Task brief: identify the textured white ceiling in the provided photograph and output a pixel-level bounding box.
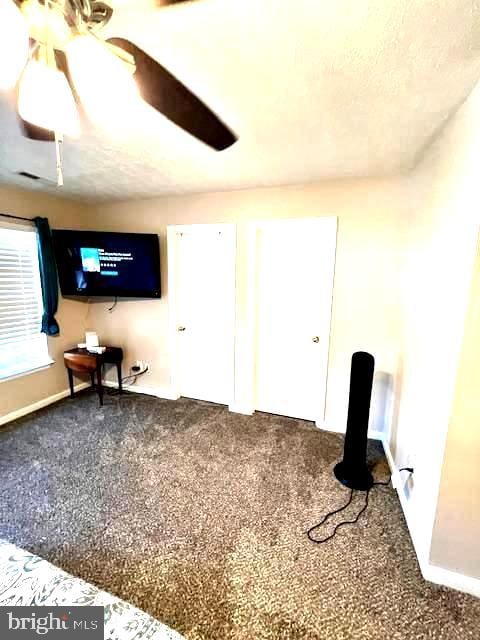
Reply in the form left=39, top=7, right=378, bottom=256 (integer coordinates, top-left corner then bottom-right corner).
left=0, top=0, right=479, bottom=201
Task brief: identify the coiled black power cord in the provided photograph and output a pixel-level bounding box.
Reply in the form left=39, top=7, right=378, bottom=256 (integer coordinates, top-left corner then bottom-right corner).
left=306, top=467, right=414, bottom=544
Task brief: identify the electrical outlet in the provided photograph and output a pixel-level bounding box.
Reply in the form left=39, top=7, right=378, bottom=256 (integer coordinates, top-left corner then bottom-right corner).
left=405, top=452, right=416, bottom=469
left=133, top=360, right=149, bottom=372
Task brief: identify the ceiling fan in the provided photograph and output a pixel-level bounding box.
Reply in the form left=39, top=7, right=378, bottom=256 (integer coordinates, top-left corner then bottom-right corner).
left=0, top=0, right=237, bottom=184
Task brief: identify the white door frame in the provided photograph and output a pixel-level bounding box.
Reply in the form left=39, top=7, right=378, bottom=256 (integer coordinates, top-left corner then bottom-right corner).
left=167, top=223, right=237, bottom=404
left=244, top=217, right=337, bottom=423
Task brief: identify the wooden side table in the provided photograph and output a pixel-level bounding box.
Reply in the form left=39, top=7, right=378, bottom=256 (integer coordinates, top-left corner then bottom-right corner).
left=64, top=347, right=123, bottom=406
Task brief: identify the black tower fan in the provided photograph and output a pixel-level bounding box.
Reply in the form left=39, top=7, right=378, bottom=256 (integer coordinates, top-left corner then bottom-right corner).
left=334, top=351, right=375, bottom=491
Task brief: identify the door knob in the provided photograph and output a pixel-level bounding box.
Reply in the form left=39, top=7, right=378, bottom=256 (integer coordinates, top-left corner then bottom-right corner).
left=178, top=326, right=186, bottom=332
left=312, top=336, right=320, bottom=343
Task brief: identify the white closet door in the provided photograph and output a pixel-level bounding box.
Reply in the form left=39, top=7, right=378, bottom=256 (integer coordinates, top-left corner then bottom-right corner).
left=171, top=225, right=236, bottom=405
left=254, top=218, right=337, bottom=421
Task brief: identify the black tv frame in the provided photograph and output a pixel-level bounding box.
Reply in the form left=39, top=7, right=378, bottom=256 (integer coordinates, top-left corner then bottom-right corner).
left=52, top=229, right=161, bottom=299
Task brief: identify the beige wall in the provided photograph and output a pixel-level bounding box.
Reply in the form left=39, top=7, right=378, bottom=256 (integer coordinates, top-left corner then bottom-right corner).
left=81, top=178, right=409, bottom=432
left=0, top=186, right=90, bottom=418
left=430, top=238, right=480, bottom=578
left=391, top=82, right=480, bottom=570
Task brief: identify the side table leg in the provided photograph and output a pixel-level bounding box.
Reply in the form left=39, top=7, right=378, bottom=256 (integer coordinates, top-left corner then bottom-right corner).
left=68, top=368, right=74, bottom=398
left=117, top=363, right=123, bottom=394
left=96, top=363, right=104, bottom=407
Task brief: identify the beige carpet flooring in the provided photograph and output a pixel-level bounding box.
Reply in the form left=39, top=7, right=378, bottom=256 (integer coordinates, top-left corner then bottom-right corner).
left=0, top=390, right=478, bottom=639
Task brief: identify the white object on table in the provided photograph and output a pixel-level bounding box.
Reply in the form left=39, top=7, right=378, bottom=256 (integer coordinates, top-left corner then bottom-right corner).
left=85, top=331, right=99, bottom=349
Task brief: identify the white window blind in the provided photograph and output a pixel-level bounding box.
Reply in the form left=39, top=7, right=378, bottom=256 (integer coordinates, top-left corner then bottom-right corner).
left=0, top=226, right=52, bottom=381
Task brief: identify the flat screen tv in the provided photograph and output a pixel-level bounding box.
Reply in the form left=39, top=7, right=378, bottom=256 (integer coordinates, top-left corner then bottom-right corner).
left=52, top=230, right=161, bottom=298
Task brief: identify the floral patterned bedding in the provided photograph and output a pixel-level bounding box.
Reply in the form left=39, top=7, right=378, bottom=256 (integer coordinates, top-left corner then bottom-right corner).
left=0, top=539, right=184, bottom=640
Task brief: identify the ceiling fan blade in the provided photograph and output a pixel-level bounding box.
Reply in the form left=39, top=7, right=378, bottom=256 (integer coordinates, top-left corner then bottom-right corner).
left=55, top=49, right=83, bottom=107
left=108, top=37, right=237, bottom=151
left=17, top=117, right=55, bottom=141
left=107, top=0, right=194, bottom=7
left=156, top=0, right=197, bottom=4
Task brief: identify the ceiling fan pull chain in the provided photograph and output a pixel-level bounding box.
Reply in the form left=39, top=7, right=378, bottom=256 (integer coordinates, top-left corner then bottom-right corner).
left=54, top=132, right=64, bottom=187
left=44, top=0, right=64, bottom=186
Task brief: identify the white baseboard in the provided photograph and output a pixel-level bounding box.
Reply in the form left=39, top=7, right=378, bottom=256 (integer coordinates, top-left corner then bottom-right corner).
left=381, top=434, right=480, bottom=599
left=0, top=381, right=179, bottom=428
left=102, top=380, right=179, bottom=401
left=382, top=434, right=428, bottom=572
left=0, top=382, right=90, bottom=427
left=381, top=435, right=403, bottom=491
left=423, top=564, right=480, bottom=599
left=381, top=435, right=421, bottom=556
left=229, top=403, right=254, bottom=416
left=316, top=420, right=383, bottom=442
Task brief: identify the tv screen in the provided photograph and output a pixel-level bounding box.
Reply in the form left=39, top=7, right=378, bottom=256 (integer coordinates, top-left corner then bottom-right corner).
left=52, top=230, right=161, bottom=298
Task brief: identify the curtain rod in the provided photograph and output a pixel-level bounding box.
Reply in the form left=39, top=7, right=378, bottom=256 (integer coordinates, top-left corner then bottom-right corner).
left=0, top=213, right=34, bottom=222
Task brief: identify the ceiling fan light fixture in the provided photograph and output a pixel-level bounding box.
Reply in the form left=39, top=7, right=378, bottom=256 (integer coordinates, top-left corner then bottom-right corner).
left=66, top=35, right=141, bottom=130
left=18, top=58, right=80, bottom=137
left=21, top=0, right=70, bottom=49
left=0, top=0, right=29, bottom=89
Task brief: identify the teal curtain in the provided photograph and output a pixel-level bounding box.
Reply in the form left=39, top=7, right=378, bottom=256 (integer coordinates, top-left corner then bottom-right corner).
left=33, top=217, right=60, bottom=336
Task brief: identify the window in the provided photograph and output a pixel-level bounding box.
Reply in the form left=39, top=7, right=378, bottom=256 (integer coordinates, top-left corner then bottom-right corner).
left=0, top=226, right=52, bottom=381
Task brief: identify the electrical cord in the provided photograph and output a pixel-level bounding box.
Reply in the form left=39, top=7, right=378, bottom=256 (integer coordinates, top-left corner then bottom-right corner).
left=306, top=488, right=357, bottom=544
left=104, top=366, right=149, bottom=396
left=108, top=297, right=118, bottom=313
left=121, top=365, right=149, bottom=386
left=306, top=467, right=414, bottom=545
